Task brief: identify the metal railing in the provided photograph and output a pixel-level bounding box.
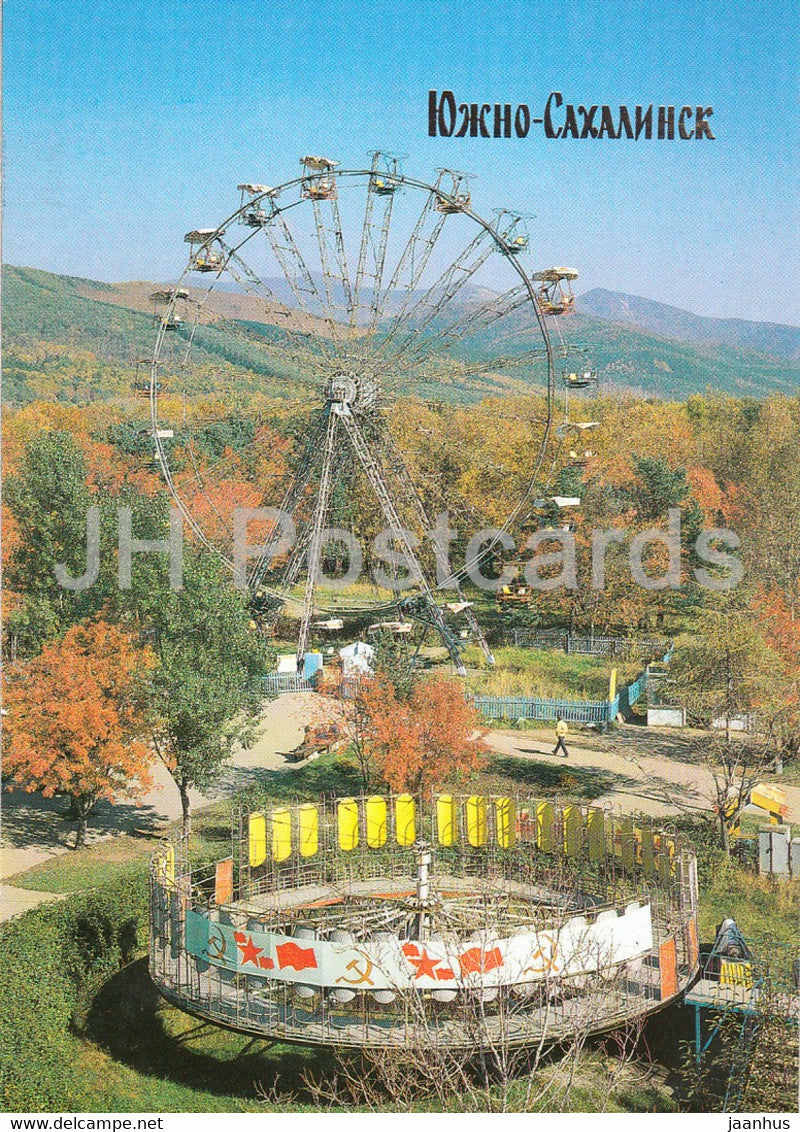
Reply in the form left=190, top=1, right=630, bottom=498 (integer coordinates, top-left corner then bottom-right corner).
left=504, top=629, right=670, bottom=657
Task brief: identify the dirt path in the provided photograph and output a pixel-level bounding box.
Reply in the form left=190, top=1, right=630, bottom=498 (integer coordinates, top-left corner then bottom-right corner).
left=0, top=694, right=321, bottom=919
left=3, top=698, right=797, bottom=922
left=487, top=726, right=800, bottom=824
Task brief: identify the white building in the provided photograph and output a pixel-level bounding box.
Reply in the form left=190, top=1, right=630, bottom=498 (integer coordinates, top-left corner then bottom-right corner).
left=339, top=641, right=375, bottom=676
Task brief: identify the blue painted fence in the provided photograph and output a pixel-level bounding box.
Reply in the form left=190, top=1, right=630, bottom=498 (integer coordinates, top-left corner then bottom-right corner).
left=471, top=695, right=614, bottom=724
left=472, top=650, right=673, bottom=724
left=256, top=652, right=674, bottom=726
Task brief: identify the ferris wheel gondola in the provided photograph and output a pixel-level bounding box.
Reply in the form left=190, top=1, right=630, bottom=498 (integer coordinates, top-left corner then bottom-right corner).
left=531, top=267, right=578, bottom=315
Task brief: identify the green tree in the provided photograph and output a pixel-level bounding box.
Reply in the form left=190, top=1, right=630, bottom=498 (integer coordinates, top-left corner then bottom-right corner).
left=3, top=431, right=97, bottom=655
left=623, top=455, right=690, bottom=521
left=119, top=542, right=273, bottom=833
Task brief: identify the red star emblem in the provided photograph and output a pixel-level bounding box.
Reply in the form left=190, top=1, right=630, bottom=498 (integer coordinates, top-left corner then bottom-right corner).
left=234, top=933, right=264, bottom=966
left=401, top=941, right=441, bottom=980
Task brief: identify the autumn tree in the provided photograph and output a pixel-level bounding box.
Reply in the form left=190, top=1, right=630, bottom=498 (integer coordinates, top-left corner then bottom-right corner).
left=2, top=620, right=154, bottom=847
left=751, top=586, right=800, bottom=761
left=341, top=673, right=488, bottom=794
left=668, top=605, right=789, bottom=850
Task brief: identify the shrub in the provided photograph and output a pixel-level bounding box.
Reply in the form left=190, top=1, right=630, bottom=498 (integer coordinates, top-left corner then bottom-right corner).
left=0, top=872, right=148, bottom=1110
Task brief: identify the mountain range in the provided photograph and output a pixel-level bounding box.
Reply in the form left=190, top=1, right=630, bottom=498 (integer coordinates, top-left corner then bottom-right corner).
left=3, top=264, right=798, bottom=406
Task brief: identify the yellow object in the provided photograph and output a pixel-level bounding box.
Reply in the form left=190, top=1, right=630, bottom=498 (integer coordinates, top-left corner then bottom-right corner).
left=466, top=795, right=488, bottom=848
left=720, top=959, right=753, bottom=988
left=750, top=783, right=788, bottom=822
left=437, top=794, right=458, bottom=846
left=395, top=794, right=416, bottom=846
left=495, top=797, right=515, bottom=849
left=587, top=808, right=605, bottom=860
left=563, top=805, right=581, bottom=856
left=366, top=796, right=388, bottom=849
left=536, top=801, right=556, bottom=852
left=155, top=843, right=175, bottom=884
left=556, top=719, right=569, bottom=738
left=609, top=667, right=618, bottom=701
left=621, top=833, right=637, bottom=873
left=299, top=804, right=318, bottom=858
left=248, top=812, right=267, bottom=867
left=656, top=847, right=672, bottom=882
left=271, top=807, right=292, bottom=862
left=338, top=798, right=359, bottom=851
left=641, top=828, right=656, bottom=877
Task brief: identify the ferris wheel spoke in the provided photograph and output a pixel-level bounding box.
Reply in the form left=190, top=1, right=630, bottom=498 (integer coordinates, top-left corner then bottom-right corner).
left=329, top=194, right=356, bottom=330
left=337, top=412, right=467, bottom=672
left=394, top=283, right=530, bottom=370
left=365, top=191, right=447, bottom=360
left=220, top=244, right=332, bottom=371
left=264, top=211, right=339, bottom=362
left=372, top=421, right=494, bottom=663
left=379, top=229, right=496, bottom=369
left=353, top=160, right=397, bottom=337
left=248, top=413, right=329, bottom=591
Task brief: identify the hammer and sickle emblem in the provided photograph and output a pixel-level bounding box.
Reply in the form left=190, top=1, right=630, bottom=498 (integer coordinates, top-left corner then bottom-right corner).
left=335, top=952, right=375, bottom=986
left=522, top=935, right=559, bottom=976
left=206, top=925, right=227, bottom=962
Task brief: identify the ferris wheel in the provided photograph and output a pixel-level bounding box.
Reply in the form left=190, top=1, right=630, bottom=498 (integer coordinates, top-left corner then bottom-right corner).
left=149, top=152, right=583, bottom=671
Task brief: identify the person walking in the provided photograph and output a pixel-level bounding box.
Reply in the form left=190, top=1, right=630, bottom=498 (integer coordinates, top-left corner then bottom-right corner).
left=553, top=717, right=570, bottom=758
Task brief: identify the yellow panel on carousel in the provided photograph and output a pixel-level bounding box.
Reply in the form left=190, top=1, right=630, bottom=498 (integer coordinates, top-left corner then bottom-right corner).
left=621, top=833, right=637, bottom=873
left=271, top=807, right=292, bottom=862
left=366, top=796, right=388, bottom=849
left=395, top=794, right=416, bottom=846
left=495, top=797, right=516, bottom=849
left=656, top=848, right=672, bottom=882
left=299, top=804, right=319, bottom=858
left=587, top=808, right=605, bottom=860
left=437, top=794, right=458, bottom=846
left=248, top=812, right=267, bottom=867
left=641, top=828, right=656, bottom=877
left=154, top=843, right=175, bottom=884
left=466, top=795, right=488, bottom=847
left=563, top=805, right=582, bottom=857
left=338, top=798, right=359, bottom=851
left=536, top=801, right=556, bottom=852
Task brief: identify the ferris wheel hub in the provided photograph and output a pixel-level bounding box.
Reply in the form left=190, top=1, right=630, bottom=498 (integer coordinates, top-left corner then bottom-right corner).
left=324, top=370, right=378, bottom=414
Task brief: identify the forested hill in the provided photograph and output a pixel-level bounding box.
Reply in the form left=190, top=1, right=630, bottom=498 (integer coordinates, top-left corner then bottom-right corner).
left=3, top=264, right=798, bottom=405
left=578, top=289, right=800, bottom=360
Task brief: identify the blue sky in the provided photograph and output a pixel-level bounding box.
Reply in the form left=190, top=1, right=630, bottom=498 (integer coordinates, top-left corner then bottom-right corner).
left=4, top=0, right=798, bottom=323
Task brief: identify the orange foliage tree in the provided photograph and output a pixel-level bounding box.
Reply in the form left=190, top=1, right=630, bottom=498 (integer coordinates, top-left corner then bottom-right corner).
left=2, top=620, right=155, bottom=847
left=330, top=673, right=488, bottom=794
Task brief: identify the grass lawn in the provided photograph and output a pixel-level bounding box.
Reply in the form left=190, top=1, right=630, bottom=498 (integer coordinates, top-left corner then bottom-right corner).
left=463, top=646, right=640, bottom=700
